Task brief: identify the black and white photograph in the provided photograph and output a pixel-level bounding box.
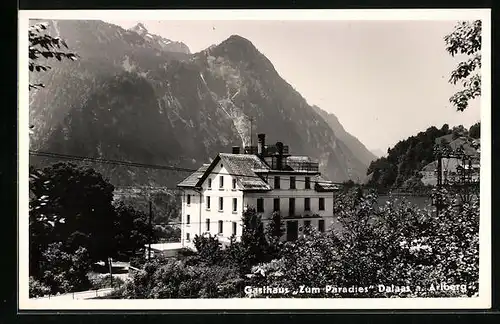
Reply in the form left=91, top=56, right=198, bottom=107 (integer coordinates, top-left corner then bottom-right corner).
left=18, top=9, right=491, bottom=310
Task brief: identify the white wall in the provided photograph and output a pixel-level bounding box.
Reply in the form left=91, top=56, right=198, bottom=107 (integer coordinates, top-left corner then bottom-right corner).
left=199, top=163, right=244, bottom=240
left=181, top=188, right=201, bottom=247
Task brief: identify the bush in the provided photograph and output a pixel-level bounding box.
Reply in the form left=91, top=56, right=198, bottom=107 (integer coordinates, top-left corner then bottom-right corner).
left=37, top=243, right=92, bottom=295
left=122, top=258, right=242, bottom=298
left=130, top=254, right=147, bottom=269
left=29, top=276, right=51, bottom=298
left=88, top=273, right=126, bottom=290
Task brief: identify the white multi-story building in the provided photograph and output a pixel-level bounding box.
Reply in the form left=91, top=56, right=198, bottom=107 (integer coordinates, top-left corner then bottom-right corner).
left=177, top=134, right=341, bottom=249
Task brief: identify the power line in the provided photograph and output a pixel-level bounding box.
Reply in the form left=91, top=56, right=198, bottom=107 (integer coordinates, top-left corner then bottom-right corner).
left=29, top=150, right=194, bottom=173
left=29, top=150, right=345, bottom=186
left=30, top=150, right=451, bottom=195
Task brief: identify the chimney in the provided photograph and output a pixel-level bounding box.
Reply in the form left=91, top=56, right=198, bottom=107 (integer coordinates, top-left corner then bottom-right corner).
left=276, top=141, right=284, bottom=170
left=232, top=146, right=240, bottom=154
left=257, top=133, right=266, bottom=156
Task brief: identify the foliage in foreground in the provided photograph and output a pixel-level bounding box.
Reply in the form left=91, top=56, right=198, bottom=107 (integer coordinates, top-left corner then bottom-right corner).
left=249, top=188, right=479, bottom=298
left=118, top=189, right=478, bottom=299
left=119, top=257, right=245, bottom=299
left=444, top=20, right=482, bottom=112
left=29, top=163, right=151, bottom=296
left=29, top=22, right=78, bottom=91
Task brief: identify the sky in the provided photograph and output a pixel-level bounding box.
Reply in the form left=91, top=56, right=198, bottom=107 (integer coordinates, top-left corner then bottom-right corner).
left=107, top=19, right=481, bottom=153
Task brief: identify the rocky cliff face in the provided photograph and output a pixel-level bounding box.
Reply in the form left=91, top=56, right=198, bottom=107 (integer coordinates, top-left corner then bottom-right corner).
left=29, top=20, right=372, bottom=186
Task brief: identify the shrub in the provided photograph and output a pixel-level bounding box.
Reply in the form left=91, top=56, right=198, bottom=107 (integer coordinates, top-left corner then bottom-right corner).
left=88, top=273, right=126, bottom=290
left=29, top=276, right=51, bottom=298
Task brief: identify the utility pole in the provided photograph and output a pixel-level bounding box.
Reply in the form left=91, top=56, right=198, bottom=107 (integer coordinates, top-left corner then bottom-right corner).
left=436, top=154, right=442, bottom=187
left=108, top=257, right=113, bottom=287
left=148, top=200, right=152, bottom=260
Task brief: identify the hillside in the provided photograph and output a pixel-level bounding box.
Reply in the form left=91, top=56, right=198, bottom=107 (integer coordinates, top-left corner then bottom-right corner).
left=29, top=20, right=373, bottom=187
left=366, top=123, right=480, bottom=189
left=312, top=105, right=377, bottom=169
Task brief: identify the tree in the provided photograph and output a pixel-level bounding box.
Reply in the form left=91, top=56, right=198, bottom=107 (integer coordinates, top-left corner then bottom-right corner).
left=469, top=122, right=481, bottom=139
left=239, top=207, right=270, bottom=271
left=29, top=22, right=78, bottom=91
left=36, top=242, right=92, bottom=295
left=266, top=211, right=285, bottom=259
left=452, top=125, right=468, bottom=139
left=444, top=20, right=481, bottom=111
left=29, top=162, right=117, bottom=273
left=113, top=203, right=150, bottom=260
left=193, top=233, right=224, bottom=265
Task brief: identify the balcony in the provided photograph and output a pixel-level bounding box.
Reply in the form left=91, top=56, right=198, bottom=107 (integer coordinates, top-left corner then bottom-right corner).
left=286, top=161, right=320, bottom=172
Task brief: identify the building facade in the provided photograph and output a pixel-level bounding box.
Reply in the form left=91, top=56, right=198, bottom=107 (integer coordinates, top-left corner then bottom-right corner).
left=177, top=134, right=340, bottom=249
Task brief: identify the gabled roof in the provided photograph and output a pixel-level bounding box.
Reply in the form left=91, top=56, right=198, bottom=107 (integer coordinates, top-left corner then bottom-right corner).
left=218, top=153, right=271, bottom=191
left=177, top=164, right=210, bottom=188
left=178, top=154, right=272, bottom=191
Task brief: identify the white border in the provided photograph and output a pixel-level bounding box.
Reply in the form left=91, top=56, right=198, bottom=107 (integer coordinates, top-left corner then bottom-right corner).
left=18, top=9, right=492, bottom=310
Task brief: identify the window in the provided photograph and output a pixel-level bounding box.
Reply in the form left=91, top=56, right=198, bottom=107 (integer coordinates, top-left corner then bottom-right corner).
left=206, top=218, right=210, bottom=231
left=219, top=197, right=224, bottom=211
left=206, top=196, right=211, bottom=209
left=186, top=233, right=190, bottom=241
left=274, top=176, right=280, bottom=189
left=305, top=177, right=311, bottom=189
left=187, top=194, right=191, bottom=205
left=208, top=178, right=212, bottom=189
left=219, top=176, right=224, bottom=188
left=232, top=178, right=237, bottom=189
left=218, top=220, right=223, bottom=234
left=289, top=198, right=295, bottom=216
left=304, top=198, right=310, bottom=211
left=233, top=198, right=237, bottom=212
left=304, top=220, right=311, bottom=229
left=186, top=214, right=190, bottom=224
left=257, top=198, right=264, bottom=213
left=273, top=198, right=280, bottom=212
left=319, top=197, right=325, bottom=211
left=318, top=219, right=325, bottom=232
left=290, top=176, right=296, bottom=189
left=232, top=222, right=237, bottom=236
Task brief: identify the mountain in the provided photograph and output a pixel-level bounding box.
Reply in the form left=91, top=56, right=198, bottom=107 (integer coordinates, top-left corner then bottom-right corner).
left=370, top=149, right=386, bottom=158
left=128, top=23, right=191, bottom=55
left=29, top=20, right=372, bottom=187
left=312, top=105, right=377, bottom=168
